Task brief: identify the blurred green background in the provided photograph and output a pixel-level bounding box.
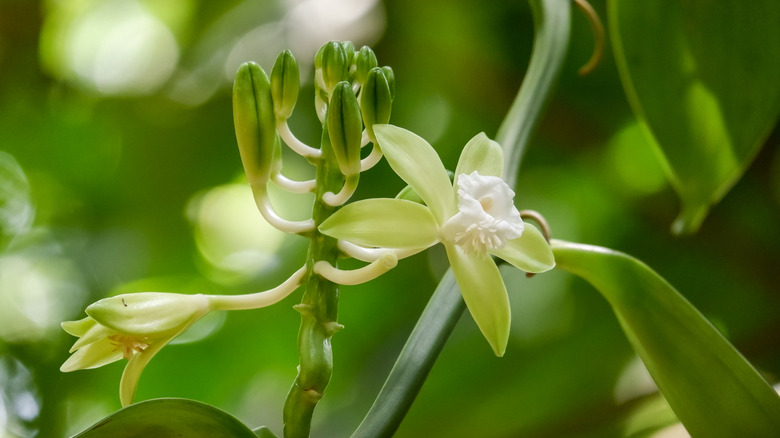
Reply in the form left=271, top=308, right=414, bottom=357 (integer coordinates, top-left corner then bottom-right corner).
left=1, top=0, right=778, bottom=437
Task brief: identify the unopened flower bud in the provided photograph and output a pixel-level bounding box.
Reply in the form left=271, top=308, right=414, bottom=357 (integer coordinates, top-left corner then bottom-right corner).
left=381, top=66, right=395, bottom=99
left=233, top=62, right=277, bottom=187
left=328, top=81, right=363, bottom=176
left=354, top=46, right=378, bottom=84
left=320, top=41, right=349, bottom=93
left=86, top=293, right=210, bottom=338
left=271, top=50, right=299, bottom=120
left=360, top=67, right=393, bottom=138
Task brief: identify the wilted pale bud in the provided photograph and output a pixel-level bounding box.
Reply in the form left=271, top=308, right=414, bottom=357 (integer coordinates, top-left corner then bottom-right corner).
left=87, top=292, right=210, bottom=338
left=233, top=62, right=277, bottom=187
left=271, top=50, right=299, bottom=120
left=381, top=66, right=395, bottom=99
left=328, top=81, right=363, bottom=176
left=354, top=46, right=378, bottom=85
left=360, top=67, right=393, bottom=138
left=320, top=41, right=349, bottom=93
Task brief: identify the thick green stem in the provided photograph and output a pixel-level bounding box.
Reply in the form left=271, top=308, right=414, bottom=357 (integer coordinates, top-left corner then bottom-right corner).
left=496, top=0, right=571, bottom=188
left=283, top=122, right=343, bottom=438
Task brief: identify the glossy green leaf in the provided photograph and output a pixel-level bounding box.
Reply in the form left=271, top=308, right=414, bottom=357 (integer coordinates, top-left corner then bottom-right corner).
left=609, top=0, right=780, bottom=234
left=72, top=398, right=257, bottom=438
left=319, top=198, right=439, bottom=249
left=552, top=240, right=780, bottom=437
left=253, top=426, right=279, bottom=438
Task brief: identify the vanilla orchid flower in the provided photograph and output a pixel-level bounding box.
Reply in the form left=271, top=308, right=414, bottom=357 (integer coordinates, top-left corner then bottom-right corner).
left=319, top=125, right=554, bottom=356
left=61, top=267, right=306, bottom=406
left=61, top=293, right=211, bottom=406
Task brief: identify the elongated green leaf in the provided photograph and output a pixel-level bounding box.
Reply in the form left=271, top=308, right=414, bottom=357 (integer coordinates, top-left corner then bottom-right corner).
left=72, top=398, right=258, bottom=438
left=551, top=240, right=780, bottom=437
left=319, top=198, right=439, bottom=249
left=609, top=0, right=780, bottom=234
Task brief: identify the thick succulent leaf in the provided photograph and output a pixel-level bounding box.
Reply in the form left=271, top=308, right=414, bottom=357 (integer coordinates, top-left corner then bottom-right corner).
left=609, top=0, right=780, bottom=234
left=319, top=198, right=439, bottom=249
left=552, top=240, right=780, bottom=437
left=445, top=243, right=510, bottom=357
left=490, top=223, right=554, bottom=273
left=453, top=132, right=504, bottom=187
left=71, top=398, right=257, bottom=438
left=373, top=125, right=455, bottom=223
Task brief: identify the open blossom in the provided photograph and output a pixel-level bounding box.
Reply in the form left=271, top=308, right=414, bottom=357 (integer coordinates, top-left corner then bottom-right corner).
left=61, top=292, right=211, bottom=406
left=319, top=124, right=554, bottom=356
left=441, top=171, right=525, bottom=253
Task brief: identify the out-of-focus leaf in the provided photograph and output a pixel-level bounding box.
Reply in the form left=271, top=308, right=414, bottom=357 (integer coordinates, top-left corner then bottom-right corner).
left=608, top=0, right=780, bottom=234
left=253, top=426, right=279, bottom=438
left=552, top=240, right=780, bottom=437
left=72, top=398, right=257, bottom=438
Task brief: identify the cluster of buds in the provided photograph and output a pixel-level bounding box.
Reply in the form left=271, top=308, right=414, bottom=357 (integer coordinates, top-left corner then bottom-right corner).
left=233, top=41, right=395, bottom=236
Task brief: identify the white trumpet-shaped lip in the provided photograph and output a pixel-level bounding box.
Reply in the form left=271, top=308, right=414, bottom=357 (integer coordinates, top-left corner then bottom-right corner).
left=440, top=171, right=524, bottom=253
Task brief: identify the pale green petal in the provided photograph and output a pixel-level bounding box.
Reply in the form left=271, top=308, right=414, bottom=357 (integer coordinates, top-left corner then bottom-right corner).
left=445, top=243, right=510, bottom=357
left=70, top=322, right=116, bottom=352
left=119, top=337, right=171, bottom=406
left=87, top=293, right=210, bottom=338
left=490, top=223, right=555, bottom=273
left=61, top=337, right=124, bottom=372
left=454, top=132, right=504, bottom=187
left=62, top=316, right=96, bottom=337
left=320, top=198, right=439, bottom=249
left=373, top=125, right=455, bottom=223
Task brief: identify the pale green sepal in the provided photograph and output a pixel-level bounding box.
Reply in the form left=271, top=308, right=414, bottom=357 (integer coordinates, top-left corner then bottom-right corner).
left=270, top=50, right=299, bottom=120
left=86, top=293, right=210, bottom=338
left=328, top=81, right=363, bottom=176
left=319, top=199, right=439, bottom=249
left=395, top=185, right=423, bottom=204
left=61, top=338, right=124, bottom=371
left=62, top=316, right=96, bottom=337
left=552, top=239, right=780, bottom=437
left=233, top=62, right=276, bottom=186
left=69, top=322, right=114, bottom=352
left=445, top=244, right=510, bottom=357
left=490, top=223, right=554, bottom=273
left=119, top=339, right=169, bottom=406
left=373, top=125, right=455, bottom=224
left=454, top=132, right=504, bottom=187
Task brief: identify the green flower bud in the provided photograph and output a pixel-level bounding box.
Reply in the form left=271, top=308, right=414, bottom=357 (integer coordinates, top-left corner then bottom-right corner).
left=321, top=41, right=349, bottom=93
left=271, top=50, right=299, bottom=120
left=86, top=293, right=210, bottom=338
left=233, top=62, right=277, bottom=187
left=328, top=81, right=363, bottom=176
left=354, top=46, right=378, bottom=84
left=381, top=66, right=395, bottom=99
left=342, top=41, right=356, bottom=65
left=360, top=67, right=393, bottom=138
